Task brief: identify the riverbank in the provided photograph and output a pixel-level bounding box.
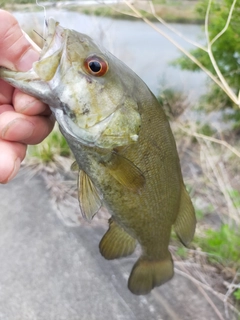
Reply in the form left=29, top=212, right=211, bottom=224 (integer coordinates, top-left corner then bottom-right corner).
left=3, top=1, right=203, bottom=24
left=76, top=1, right=203, bottom=24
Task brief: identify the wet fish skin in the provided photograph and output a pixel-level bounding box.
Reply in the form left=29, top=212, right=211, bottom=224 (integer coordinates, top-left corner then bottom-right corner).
left=0, top=19, right=196, bottom=295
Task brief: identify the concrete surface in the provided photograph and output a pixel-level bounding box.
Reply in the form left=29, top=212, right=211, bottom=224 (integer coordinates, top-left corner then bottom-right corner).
left=0, top=169, right=237, bottom=320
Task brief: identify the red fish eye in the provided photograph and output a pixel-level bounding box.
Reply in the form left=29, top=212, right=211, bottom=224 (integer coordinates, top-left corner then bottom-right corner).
left=84, top=56, right=108, bottom=76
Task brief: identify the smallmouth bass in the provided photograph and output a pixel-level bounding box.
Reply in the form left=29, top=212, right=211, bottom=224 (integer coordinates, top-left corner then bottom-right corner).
left=0, top=19, right=196, bottom=295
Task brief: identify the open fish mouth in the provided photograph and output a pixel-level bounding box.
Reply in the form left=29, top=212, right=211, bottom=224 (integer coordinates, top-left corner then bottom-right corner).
left=40, top=18, right=64, bottom=60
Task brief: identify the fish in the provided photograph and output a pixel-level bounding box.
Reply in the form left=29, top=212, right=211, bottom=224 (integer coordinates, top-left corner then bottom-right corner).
left=0, top=19, right=196, bottom=295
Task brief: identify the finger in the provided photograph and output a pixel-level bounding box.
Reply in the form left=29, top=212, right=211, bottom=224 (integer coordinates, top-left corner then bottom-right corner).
left=0, top=111, right=55, bottom=144
left=0, top=10, right=39, bottom=71
left=0, top=104, right=14, bottom=114
left=0, top=79, right=14, bottom=105
left=0, top=11, right=49, bottom=117
left=12, top=89, right=51, bottom=116
left=0, top=139, right=26, bottom=184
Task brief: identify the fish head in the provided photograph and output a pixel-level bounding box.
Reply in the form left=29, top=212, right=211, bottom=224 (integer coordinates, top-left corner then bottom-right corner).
left=32, top=19, right=141, bottom=149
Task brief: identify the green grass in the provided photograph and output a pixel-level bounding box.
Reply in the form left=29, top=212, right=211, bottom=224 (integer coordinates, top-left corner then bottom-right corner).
left=196, top=224, right=240, bottom=304
left=27, top=125, right=71, bottom=163
left=196, top=224, right=240, bottom=269
left=234, top=289, right=240, bottom=302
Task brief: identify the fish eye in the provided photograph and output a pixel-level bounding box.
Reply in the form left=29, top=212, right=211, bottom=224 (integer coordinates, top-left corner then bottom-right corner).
left=84, top=55, right=108, bottom=77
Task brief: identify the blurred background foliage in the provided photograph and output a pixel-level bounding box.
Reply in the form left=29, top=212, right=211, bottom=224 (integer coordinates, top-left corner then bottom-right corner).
left=173, top=0, right=240, bottom=130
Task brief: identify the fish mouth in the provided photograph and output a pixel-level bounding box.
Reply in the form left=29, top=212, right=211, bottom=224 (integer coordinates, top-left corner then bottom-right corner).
left=40, top=18, right=64, bottom=60
left=43, top=20, right=113, bottom=148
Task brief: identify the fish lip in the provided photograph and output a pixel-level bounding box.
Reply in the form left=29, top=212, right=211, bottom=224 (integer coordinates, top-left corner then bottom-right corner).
left=40, top=18, right=64, bottom=60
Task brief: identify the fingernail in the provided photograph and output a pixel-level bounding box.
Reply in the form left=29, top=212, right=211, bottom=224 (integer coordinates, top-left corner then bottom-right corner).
left=17, top=48, right=39, bottom=72
left=7, top=157, right=21, bottom=182
left=0, top=156, right=21, bottom=183
left=2, top=118, right=34, bottom=140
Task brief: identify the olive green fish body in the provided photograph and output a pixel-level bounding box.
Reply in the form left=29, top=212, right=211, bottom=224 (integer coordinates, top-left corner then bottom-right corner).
left=0, top=20, right=196, bottom=295
left=63, top=86, right=186, bottom=295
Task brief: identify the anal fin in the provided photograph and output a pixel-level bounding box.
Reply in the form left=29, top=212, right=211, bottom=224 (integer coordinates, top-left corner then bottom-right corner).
left=99, top=219, right=137, bottom=260
left=174, top=184, right=196, bottom=246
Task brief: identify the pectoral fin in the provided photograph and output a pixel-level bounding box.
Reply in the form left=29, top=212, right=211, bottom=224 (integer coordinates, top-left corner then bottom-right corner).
left=105, top=152, right=145, bottom=193
left=99, top=218, right=137, bottom=259
left=174, top=184, right=196, bottom=246
left=70, top=161, right=79, bottom=172
left=77, top=170, right=102, bottom=221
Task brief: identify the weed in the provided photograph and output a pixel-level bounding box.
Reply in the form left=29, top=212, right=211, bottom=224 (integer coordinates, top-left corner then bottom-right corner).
left=228, top=189, right=240, bottom=209
left=27, top=125, right=71, bottom=163
left=234, top=289, right=240, bottom=301
left=196, top=224, right=240, bottom=269
left=176, top=246, right=188, bottom=259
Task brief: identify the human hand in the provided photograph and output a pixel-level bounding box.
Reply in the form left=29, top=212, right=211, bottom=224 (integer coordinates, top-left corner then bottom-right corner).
left=0, top=10, right=54, bottom=183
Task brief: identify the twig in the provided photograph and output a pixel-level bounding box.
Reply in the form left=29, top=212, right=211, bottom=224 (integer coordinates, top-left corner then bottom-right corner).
left=148, top=1, right=207, bottom=52
left=175, top=268, right=240, bottom=318
left=21, top=30, right=41, bottom=52
left=123, top=0, right=240, bottom=107
left=202, top=143, right=239, bottom=224
left=123, top=0, right=238, bottom=106
left=178, top=124, right=240, bottom=159
left=224, top=272, right=240, bottom=319
left=210, top=0, right=237, bottom=46
left=205, top=0, right=238, bottom=105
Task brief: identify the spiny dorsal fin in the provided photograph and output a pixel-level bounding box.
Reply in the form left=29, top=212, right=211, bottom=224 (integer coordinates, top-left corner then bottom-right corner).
left=78, top=170, right=102, bottom=221
left=99, top=218, right=137, bottom=260
left=174, top=184, right=196, bottom=246
left=106, top=152, right=145, bottom=193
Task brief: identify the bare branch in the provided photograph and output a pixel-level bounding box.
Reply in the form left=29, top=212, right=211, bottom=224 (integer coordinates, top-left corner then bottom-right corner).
left=123, top=0, right=239, bottom=105
left=148, top=1, right=207, bottom=52
left=210, top=0, right=237, bottom=46
left=205, top=0, right=239, bottom=105
left=204, top=0, right=212, bottom=44
left=178, top=124, right=240, bottom=159
left=123, top=0, right=240, bottom=106
left=21, top=30, right=41, bottom=53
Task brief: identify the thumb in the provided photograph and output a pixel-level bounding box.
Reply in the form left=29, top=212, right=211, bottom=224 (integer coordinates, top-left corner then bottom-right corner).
left=0, top=10, right=39, bottom=72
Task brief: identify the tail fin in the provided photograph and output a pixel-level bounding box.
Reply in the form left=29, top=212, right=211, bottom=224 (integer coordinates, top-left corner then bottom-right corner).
left=128, top=255, right=174, bottom=295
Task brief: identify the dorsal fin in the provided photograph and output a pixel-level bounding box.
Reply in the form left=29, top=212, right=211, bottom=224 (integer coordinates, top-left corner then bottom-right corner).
left=174, top=184, right=196, bottom=246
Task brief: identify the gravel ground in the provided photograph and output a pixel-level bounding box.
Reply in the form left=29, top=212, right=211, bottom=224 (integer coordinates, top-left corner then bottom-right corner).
left=0, top=168, right=237, bottom=320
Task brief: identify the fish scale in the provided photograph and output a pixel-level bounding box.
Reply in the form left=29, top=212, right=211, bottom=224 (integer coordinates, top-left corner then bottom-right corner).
left=0, top=18, right=196, bottom=295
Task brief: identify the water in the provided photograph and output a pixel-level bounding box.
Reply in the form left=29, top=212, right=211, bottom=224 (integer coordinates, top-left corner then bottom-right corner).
left=13, top=9, right=207, bottom=99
